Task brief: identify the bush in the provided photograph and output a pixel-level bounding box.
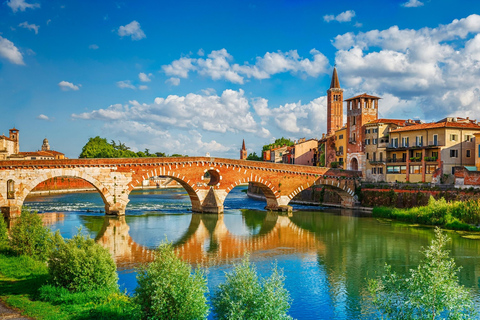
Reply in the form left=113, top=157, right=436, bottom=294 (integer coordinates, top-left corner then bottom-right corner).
left=368, top=227, right=476, bottom=319
left=212, top=256, right=292, bottom=320
left=0, top=215, right=9, bottom=250
left=48, top=230, right=118, bottom=293
left=9, top=208, right=54, bottom=261
left=135, top=242, right=209, bottom=320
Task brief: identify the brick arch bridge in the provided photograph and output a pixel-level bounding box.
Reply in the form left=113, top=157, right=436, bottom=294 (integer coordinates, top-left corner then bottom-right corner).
left=0, top=157, right=361, bottom=217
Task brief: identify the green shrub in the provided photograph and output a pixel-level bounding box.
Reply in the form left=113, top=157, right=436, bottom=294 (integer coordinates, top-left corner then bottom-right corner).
left=368, top=227, right=475, bottom=319
left=48, top=230, right=118, bottom=293
left=9, top=208, right=54, bottom=261
left=0, top=215, right=9, bottom=250
left=212, top=256, right=292, bottom=320
left=135, top=242, right=209, bottom=320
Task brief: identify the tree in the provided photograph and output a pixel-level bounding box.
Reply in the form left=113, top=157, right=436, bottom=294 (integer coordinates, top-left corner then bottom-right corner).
left=262, top=137, right=294, bottom=152
left=48, top=230, right=118, bottom=293
left=246, top=152, right=262, bottom=161
left=9, top=208, right=55, bottom=261
left=368, top=227, right=475, bottom=319
left=212, top=256, right=292, bottom=320
left=0, top=215, right=9, bottom=250
left=79, top=136, right=165, bottom=158
left=135, top=242, right=209, bottom=320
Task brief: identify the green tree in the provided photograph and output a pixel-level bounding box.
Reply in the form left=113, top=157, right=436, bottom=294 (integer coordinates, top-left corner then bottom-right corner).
left=135, top=242, right=209, bottom=320
left=368, top=227, right=475, bottom=319
left=9, top=209, right=54, bottom=261
left=48, top=230, right=118, bottom=293
left=212, top=256, right=292, bottom=320
left=0, top=215, right=9, bottom=250
left=262, top=137, right=294, bottom=152
left=80, top=136, right=164, bottom=158
left=246, top=152, right=262, bottom=161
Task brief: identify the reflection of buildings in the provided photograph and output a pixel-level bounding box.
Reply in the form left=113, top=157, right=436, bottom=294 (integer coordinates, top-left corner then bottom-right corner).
left=41, top=212, right=65, bottom=226
left=95, top=213, right=324, bottom=268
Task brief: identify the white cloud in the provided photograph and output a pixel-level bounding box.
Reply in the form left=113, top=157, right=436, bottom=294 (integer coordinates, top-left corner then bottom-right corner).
left=118, top=20, right=146, bottom=40
left=332, top=14, right=480, bottom=121
left=162, top=48, right=329, bottom=84
left=89, top=44, right=99, bottom=50
left=36, top=114, right=51, bottom=121
left=58, top=81, right=80, bottom=91
left=18, top=21, right=39, bottom=34
left=46, top=19, right=51, bottom=25
left=165, top=77, right=180, bottom=86
left=197, top=48, right=205, bottom=56
left=402, top=0, right=424, bottom=7
left=116, top=80, right=136, bottom=90
left=324, top=10, right=356, bottom=23
left=6, top=0, right=40, bottom=13
left=138, top=85, right=148, bottom=90
left=138, top=72, right=152, bottom=82
left=0, top=36, right=25, bottom=65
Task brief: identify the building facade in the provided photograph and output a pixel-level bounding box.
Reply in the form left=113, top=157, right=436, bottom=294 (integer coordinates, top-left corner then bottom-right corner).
left=0, top=128, right=19, bottom=160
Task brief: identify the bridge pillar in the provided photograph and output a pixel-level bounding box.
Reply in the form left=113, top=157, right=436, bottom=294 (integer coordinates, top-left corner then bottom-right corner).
left=195, top=188, right=226, bottom=214
left=105, top=202, right=127, bottom=215
left=264, top=196, right=292, bottom=213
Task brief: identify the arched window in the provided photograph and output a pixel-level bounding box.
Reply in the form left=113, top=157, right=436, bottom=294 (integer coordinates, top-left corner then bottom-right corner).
left=7, top=180, right=15, bottom=199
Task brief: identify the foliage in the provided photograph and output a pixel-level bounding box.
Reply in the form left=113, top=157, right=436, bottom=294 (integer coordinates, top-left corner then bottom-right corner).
left=135, top=242, right=209, bottom=320
left=0, top=215, right=9, bottom=250
left=262, top=137, right=294, bottom=152
left=171, top=153, right=188, bottom=157
left=79, top=136, right=163, bottom=158
left=246, top=152, right=262, bottom=161
left=48, top=230, right=118, bottom=293
left=211, top=256, right=292, bottom=320
left=9, top=209, right=55, bottom=262
left=372, top=197, right=480, bottom=231
left=368, top=227, right=475, bottom=319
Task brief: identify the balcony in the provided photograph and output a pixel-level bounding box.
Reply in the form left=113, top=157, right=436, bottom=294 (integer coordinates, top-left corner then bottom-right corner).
left=348, top=138, right=356, bottom=144
left=336, top=151, right=344, bottom=156
left=387, top=158, right=406, bottom=163
left=369, top=160, right=385, bottom=165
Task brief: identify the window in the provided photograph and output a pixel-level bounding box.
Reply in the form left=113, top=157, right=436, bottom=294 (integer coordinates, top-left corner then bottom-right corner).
left=339, top=134, right=343, bottom=140
left=433, top=134, right=438, bottom=146
left=373, top=152, right=376, bottom=161
left=366, top=153, right=369, bottom=160
left=415, top=152, right=422, bottom=158
left=416, top=136, right=423, bottom=147
left=365, top=139, right=370, bottom=145
left=426, top=165, right=438, bottom=174
left=402, top=137, right=409, bottom=147
left=373, top=128, right=378, bottom=133
left=432, top=151, right=438, bottom=159
left=409, top=165, right=422, bottom=174
left=467, top=149, right=471, bottom=158
left=391, top=138, right=398, bottom=148
left=380, top=152, right=383, bottom=161
left=339, top=157, right=343, bottom=163
left=352, top=116, right=356, bottom=125
left=402, top=153, right=407, bottom=162
left=373, top=138, right=378, bottom=144
left=450, top=149, right=458, bottom=158
left=386, top=166, right=406, bottom=174
left=7, top=180, right=14, bottom=199
left=393, top=154, right=397, bottom=161
left=378, top=167, right=383, bottom=174
left=450, top=134, right=458, bottom=141
left=465, top=135, right=472, bottom=142
left=373, top=167, right=377, bottom=174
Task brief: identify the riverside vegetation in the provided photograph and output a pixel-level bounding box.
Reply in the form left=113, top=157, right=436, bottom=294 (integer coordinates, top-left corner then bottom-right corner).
left=373, top=196, right=480, bottom=231
left=0, top=209, right=292, bottom=319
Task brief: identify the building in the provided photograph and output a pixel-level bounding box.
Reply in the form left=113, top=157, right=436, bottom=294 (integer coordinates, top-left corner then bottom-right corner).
left=334, top=126, right=347, bottom=169
left=0, top=128, right=19, bottom=160
left=288, top=138, right=318, bottom=166
left=240, top=139, right=247, bottom=160
left=264, top=145, right=289, bottom=163
left=327, top=67, right=343, bottom=136
left=386, top=117, right=480, bottom=183
left=363, top=119, right=420, bottom=182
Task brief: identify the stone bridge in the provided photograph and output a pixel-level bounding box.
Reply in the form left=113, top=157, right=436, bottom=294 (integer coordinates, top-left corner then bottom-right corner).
left=0, top=157, right=361, bottom=217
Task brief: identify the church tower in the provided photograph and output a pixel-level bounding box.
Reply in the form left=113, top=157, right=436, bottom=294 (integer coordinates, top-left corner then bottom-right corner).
left=327, top=67, right=343, bottom=136
left=42, top=138, right=50, bottom=151
left=240, top=139, right=247, bottom=160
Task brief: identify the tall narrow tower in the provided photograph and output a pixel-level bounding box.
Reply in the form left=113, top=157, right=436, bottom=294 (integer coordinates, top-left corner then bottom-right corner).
left=240, top=139, right=247, bottom=160
left=327, top=67, right=343, bottom=136
left=9, top=128, right=19, bottom=154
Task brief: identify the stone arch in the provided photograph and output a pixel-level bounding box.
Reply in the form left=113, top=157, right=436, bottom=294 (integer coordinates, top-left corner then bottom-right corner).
left=128, top=168, right=203, bottom=212
left=223, top=170, right=279, bottom=210
left=19, top=170, right=113, bottom=212
left=349, top=157, right=359, bottom=171
left=285, top=177, right=356, bottom=208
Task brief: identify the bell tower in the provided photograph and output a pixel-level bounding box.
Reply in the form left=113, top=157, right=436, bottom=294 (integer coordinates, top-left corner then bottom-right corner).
left=327, top=67, right=343, bottom=136
left=240, top=139, right=247, bottom=160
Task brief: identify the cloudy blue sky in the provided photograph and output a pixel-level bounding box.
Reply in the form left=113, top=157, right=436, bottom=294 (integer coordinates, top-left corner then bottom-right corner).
left=1, top=0, right=480, bottom=158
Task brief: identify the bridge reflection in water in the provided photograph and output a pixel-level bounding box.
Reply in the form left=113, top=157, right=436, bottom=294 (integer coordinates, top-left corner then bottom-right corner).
left=93, top=212, right=325, bottom=269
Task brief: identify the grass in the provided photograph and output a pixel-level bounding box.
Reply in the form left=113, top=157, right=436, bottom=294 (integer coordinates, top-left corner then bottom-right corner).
left=0, top=252, right=139, bottom=320
left=373, top=197, right=480, bottom=231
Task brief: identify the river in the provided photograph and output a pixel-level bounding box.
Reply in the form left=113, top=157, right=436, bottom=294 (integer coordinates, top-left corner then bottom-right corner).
left=24, top=186, right=480, bottom=319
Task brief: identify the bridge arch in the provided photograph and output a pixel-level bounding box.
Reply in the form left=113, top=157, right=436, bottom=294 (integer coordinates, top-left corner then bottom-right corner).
left=127, top=167, right=203, bottom=212
left=19, top=170, right=114, bottom=213
left=223, top=173, right=279, bottom=210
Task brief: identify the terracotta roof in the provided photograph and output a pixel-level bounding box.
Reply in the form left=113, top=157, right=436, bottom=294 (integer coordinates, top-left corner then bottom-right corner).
left=345, top=93, right=381, bottom=101
left=17, top=150, right=64, bottom=157
left=391, top=121, right=480, bottom=133
left=330, top=67, right=341, bottom=89
left=0, top=135, right=15, bottom=142
left=365, top=119, right=408, bottom=126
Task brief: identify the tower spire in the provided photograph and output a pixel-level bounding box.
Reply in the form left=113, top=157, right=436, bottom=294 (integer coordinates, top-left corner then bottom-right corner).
left=330, top=66, right=341, bottom=89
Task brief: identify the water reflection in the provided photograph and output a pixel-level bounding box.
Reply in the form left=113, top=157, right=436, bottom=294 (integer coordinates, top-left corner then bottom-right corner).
left=94, top=211, right=324, bottom=269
